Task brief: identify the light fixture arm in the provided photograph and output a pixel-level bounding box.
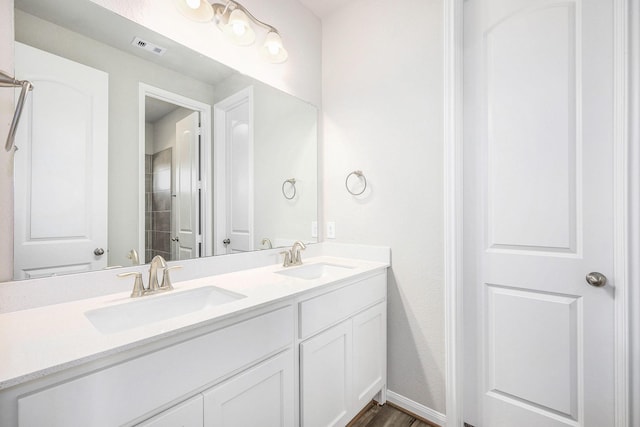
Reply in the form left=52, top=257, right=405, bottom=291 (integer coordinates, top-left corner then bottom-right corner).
left=212, top=1, right=281, bottom=35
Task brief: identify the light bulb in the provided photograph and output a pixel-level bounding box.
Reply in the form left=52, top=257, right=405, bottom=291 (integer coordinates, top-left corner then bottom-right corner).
left=223, top=9, right=255, bottom=45
left=175, top=0, right=213, bottom=22
left=232, top=21, right=246, bottom=36
left=262, top=31, right=288, bottom=63
left=267, top=43, right=280, bottom=55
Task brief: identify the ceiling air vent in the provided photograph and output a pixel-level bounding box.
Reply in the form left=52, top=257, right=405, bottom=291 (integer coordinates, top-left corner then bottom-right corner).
left=131, top=37, right=167, bottom=56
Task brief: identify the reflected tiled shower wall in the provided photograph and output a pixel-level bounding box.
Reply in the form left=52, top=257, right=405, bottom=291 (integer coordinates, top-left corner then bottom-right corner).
left=145, top=154, right=153, bottom=263
left=145, top=149, right=173, bottom=263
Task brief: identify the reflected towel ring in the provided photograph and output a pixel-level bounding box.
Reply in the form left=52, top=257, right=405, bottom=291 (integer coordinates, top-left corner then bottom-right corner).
left=345, top=170, right=367, bottom=196
left=282, top=178, right=296, bottom=200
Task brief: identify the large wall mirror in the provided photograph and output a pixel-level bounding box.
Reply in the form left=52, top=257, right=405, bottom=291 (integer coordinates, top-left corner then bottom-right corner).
left=10, top=0, right=318, bottom=280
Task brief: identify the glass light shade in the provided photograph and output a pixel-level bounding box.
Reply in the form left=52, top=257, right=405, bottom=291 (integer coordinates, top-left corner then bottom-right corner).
left=262, top=31, right=288, bottom=63
left=223, top=9, right=256, bottom=45
left=175, top=0, right=214, bottom=22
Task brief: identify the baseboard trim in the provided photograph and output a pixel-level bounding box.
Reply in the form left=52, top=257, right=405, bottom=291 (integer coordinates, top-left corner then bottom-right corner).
left=386, top=390, right=447, bottom=426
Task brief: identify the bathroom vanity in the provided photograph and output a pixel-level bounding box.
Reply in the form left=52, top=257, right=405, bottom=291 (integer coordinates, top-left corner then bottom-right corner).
left=0, top=246, right=389, bottom=427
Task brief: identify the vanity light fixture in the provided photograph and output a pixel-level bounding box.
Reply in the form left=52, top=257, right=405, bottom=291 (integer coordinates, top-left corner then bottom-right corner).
left=175, top=0, right=288, bottom=63
left=175, top=0, right=214, bottom=22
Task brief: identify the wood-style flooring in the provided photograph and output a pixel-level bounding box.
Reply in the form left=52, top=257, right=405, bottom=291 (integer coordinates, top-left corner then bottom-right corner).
left=347, top=402, right=440, bottom=427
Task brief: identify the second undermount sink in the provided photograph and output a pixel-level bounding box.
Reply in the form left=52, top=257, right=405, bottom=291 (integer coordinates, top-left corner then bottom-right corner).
left=276, top=262, right=355, bottom=280
left=85, top=286, right=246, bottom=334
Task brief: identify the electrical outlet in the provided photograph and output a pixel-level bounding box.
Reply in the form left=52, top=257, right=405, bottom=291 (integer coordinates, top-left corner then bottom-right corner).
left=327, top=221, right=336, bottom=239
left=311, top=221, right=318, bottom=238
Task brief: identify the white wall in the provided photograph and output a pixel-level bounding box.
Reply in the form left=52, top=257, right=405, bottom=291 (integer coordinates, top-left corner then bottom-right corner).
left=0, top=0, right=13, bottom=281
left=322, top=0, right=446, bottom=415
left=151, top=107, right=192, bottom=153
left=91, top=0, right=322, bottom=107
left=252, top=83, right=317, bottom=248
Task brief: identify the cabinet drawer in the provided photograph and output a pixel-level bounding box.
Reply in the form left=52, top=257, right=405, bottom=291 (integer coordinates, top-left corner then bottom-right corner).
left=298, top=273, right=386, bottom=339
left=18, top=305, right=293, bottom=427
left=137, top=395, right=203, bottom=427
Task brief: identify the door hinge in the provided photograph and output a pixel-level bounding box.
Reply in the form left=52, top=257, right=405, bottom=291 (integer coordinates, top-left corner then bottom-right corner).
left=196, top=126, right=202, bottom=136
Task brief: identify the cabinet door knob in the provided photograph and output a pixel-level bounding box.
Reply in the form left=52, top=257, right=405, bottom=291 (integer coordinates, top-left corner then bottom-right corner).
left=223, top=238, right=231, bottom=246
left=94, top=248, right=105, bottom=256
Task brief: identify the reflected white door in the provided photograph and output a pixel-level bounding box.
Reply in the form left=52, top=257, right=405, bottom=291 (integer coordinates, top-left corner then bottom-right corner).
left=13, top=42, right=108, bottom=279
left=464, top=1, right=617, bottom=426
left=214, top=88, right=254, bottom=255
left=175, top=111, right=200, bottom=260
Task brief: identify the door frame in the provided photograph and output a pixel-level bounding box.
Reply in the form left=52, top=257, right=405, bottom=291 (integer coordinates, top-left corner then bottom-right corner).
left=443, top=1, right=634, bottom=426
left=138, top=83, right=213, bottom=261
left=213, top=86, right=254, bottom=256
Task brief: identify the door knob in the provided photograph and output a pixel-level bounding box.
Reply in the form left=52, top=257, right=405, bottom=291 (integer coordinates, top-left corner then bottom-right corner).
left=94, top=248, right=105, bottom=256
left=171, top=236, right=180, bottom=242
left=585, top=272, right=607, bottom=287
left=223, top=238, right=231, bottom=246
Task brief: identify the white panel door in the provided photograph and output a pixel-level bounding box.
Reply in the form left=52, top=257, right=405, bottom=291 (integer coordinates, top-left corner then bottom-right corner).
left=213, top=88, right=254, bottom=255
left=226, top=97, right=253, bottom=253
left=464, top=1, right=616, bottom=426
left=300, top=320, right=352, bottom=427
left=13, top=42, right=108, bottom=279
left=202, top=350, right=294, bottom=427
left=175, top=111, right=200, bottom=260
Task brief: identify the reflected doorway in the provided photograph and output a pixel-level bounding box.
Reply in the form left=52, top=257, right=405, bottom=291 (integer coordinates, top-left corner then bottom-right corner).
left=140, top=84, right=212, bottom=263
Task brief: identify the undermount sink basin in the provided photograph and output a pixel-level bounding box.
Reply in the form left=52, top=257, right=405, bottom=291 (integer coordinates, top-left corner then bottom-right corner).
left=276, top=262, right=355, bottom=280
left=85, top=286, right=246, bottom=334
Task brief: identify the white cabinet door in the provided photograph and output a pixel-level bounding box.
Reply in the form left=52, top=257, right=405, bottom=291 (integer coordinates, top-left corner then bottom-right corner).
left=203, top=350, right=294, bottom=427
left=300, top=321, right=352, bottom=427
left=137, top=395, right=203, bottom=427
left=352, top=303, right=386, bottom=408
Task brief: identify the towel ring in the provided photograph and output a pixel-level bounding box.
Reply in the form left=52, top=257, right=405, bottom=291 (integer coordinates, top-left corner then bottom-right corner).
left=345, top=170, right=367, bottom=196
left=282, top=178, right=296, bottom=200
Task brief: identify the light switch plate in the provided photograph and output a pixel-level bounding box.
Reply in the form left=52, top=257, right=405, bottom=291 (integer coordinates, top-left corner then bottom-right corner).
left=327, top=222, right=336, bottom=239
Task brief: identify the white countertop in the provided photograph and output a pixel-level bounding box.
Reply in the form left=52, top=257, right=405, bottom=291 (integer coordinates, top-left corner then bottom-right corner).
left=0, top=256, right=388, bottom=390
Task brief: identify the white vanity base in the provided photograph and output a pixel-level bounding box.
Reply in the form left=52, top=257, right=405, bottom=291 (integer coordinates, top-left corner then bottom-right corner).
left=0, top=243, right=389, bottom=427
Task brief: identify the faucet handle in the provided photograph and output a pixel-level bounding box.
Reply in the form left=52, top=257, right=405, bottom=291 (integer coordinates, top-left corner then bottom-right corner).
left=291, top=240, right=306, bottom=265
left=117, top=271, right=145, bottom=298
left=280, top=250, right=292, bottom=267
left=161, top=266, right=183, bottom=290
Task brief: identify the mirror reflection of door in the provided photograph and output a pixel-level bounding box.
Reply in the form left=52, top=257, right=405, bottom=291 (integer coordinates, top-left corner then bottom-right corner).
left=13, top=42, right=108, bottom=279
left=144, top=98, right=201, bottom=263
left=214, top=87, right=254, bottom=255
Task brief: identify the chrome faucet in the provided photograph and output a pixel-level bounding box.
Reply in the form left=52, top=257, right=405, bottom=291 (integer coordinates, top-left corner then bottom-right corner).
left=279, top=241, right=306, bottom=267
left=148, top=255, right=167, bottom=292
left=280, top=250, right=292, bottom=267
left=290, top=241, right=306, bottom=266
left=118, top=255, right=182, bottom=298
